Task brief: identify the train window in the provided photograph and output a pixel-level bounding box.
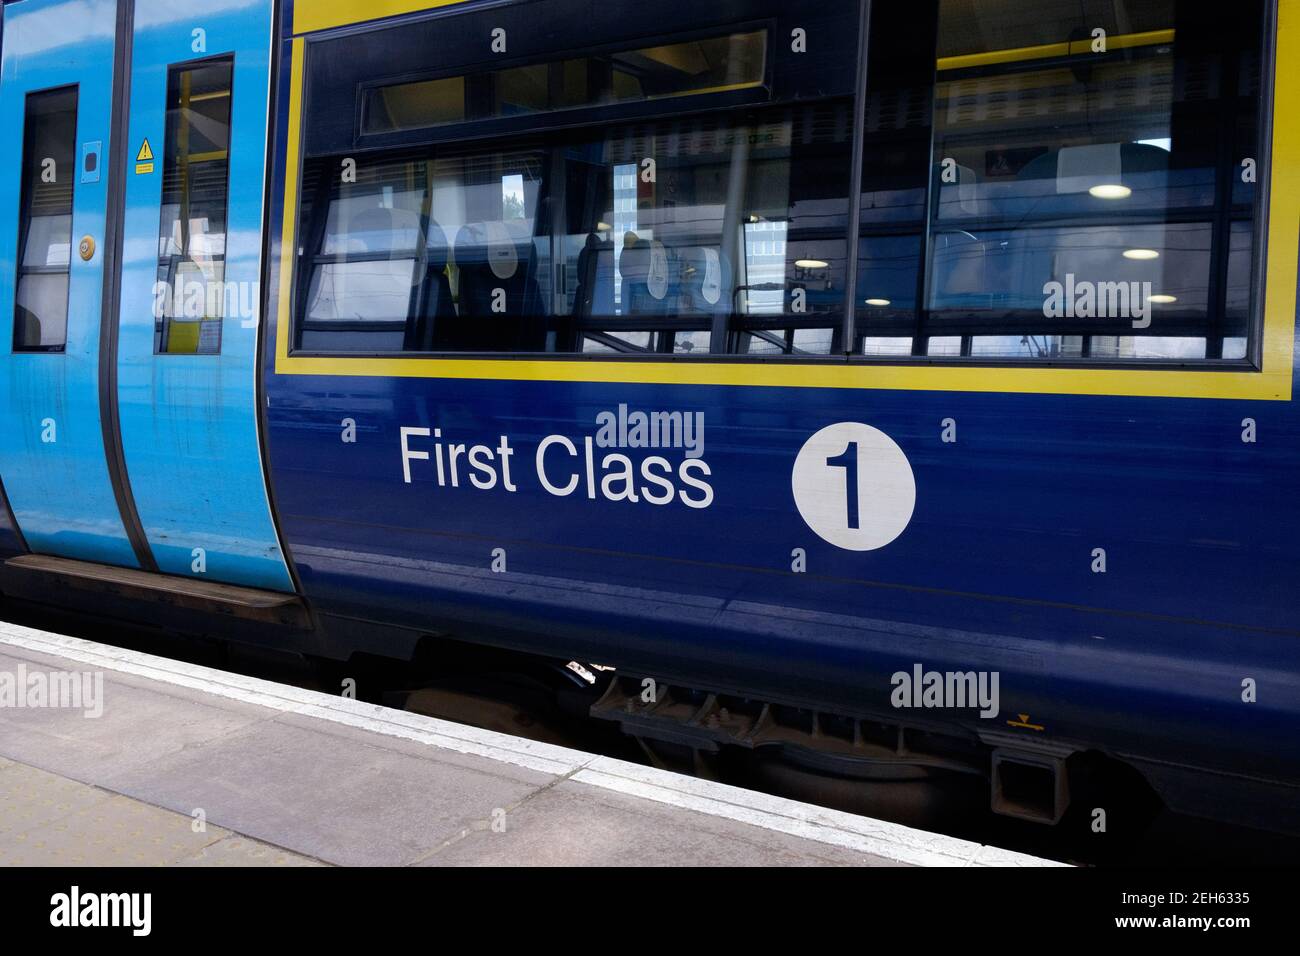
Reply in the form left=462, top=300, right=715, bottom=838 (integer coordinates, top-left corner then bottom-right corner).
left=854, top=0, right=1267, bottom=363
left=13, top=86, right=78, bottom=353
left=295, top=103, right=852, bottom=356
left=153, top=58, right=234, bottom=355
left=361, top=30, right=768, bottom=135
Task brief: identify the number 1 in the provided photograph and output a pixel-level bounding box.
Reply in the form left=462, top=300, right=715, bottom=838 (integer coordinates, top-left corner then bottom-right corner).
left=826, top=441, right=859, bottom=530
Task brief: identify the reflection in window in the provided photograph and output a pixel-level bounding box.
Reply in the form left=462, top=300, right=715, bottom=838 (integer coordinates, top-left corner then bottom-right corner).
left=295, top=102, right=852, bottom=355
left=14, top=86, right=78, bottom=352
left=362, top=30, right=768, bottom=135
left=154, top=58, right=233, bottom=355
left=855, top=0, right=1265, bottom=362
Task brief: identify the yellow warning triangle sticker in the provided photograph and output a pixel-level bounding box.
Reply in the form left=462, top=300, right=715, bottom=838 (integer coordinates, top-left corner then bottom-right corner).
left=136, top=138, right=154, bottom=163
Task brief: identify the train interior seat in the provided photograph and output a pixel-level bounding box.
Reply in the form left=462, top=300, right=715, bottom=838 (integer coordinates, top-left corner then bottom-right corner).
left=618, top=231, right=673, bottom=317
left=440, top=221, right=545, bottom=351
left=572, top=233, right=617, bottom=319
left=929, top=144, right=1173, bottom=314
left=405, top=222, right=455, bottom=351
left=15, top=306, right=40, bottom=349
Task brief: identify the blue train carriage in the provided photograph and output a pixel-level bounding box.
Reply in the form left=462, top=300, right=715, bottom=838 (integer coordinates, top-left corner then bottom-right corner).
left=0, top=0, right=1296, bottom=833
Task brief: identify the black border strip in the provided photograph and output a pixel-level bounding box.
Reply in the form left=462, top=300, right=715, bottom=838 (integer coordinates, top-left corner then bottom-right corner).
left=840, top=0, right=871, bottom=353
left=1249, top=0, right=1278, bottom=370
left=0, top=472, right=29, bottom=553
left=257, top=0, right=307, bottom=597
left=99, top=0, right=157, bottom=572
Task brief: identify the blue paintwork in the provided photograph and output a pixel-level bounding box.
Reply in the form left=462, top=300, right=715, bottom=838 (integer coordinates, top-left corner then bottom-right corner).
left=262, top=373, right=1300, bottom=786
left=0, top=0, right=138, bottom=567
left=115, top=0, right=293, bottom=590
left=257, top=25, right=1300, bottom=819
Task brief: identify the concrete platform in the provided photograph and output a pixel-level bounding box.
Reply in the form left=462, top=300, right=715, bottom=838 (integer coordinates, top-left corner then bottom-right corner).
left=0, top=620, right=1061, bottom=867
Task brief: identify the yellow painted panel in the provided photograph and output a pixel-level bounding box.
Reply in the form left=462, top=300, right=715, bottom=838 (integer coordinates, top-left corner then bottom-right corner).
left=293, top=0, right=470, bottom=35
left=937, top=28, right=1174, bottom=71
left=165, top=322, right=201, bottom=354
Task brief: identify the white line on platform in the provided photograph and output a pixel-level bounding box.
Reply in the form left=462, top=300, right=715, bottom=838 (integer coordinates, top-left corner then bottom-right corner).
left=0, top=620, right=1065, bottom=867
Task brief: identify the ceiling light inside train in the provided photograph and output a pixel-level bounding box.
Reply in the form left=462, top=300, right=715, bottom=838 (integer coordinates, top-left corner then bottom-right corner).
left=865, top=298, right=891, bottom=306
left=1089, top=183, right=1132, bottom=199
left=795, top=259, right=828, bottom=269
left=1123, top=248, right=1159, bottom=260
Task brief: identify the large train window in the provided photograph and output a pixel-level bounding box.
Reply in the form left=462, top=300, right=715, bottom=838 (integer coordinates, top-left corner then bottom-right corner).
left=13, top=86, right=78, bottom=353
left=153, top=58, right=234, bottom=355
left=855, top=0, right=1267, bottom=363
left=296, top=105, right=851, bottom=355
left=291, top=1, right=860, bottom=357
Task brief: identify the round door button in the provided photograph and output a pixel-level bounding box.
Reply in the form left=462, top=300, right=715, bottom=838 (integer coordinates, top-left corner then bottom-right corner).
left=78, top=236, right=95, bottom=261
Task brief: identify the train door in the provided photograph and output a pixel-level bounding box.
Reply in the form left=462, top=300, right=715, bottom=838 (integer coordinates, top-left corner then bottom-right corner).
left=0, top=0, right=141, bottom=567
left=114, top=0, right=293, bottom=591
left=0, top=0, right=293, bottom=593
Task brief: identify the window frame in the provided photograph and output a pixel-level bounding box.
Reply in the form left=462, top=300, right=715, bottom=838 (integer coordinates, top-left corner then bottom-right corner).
left=13, top=83, right=80, bottom=355
left=289, top=7, right=858, bottom=362
left=276, top=0, right=1293, bottom=397
left=843, top=7, right=1274, bottom=372
left=352, top=21, right=775, bottom=149
left=290, top=104, right=853, bottom=358
left=151, top=53, right=237, bottom=357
